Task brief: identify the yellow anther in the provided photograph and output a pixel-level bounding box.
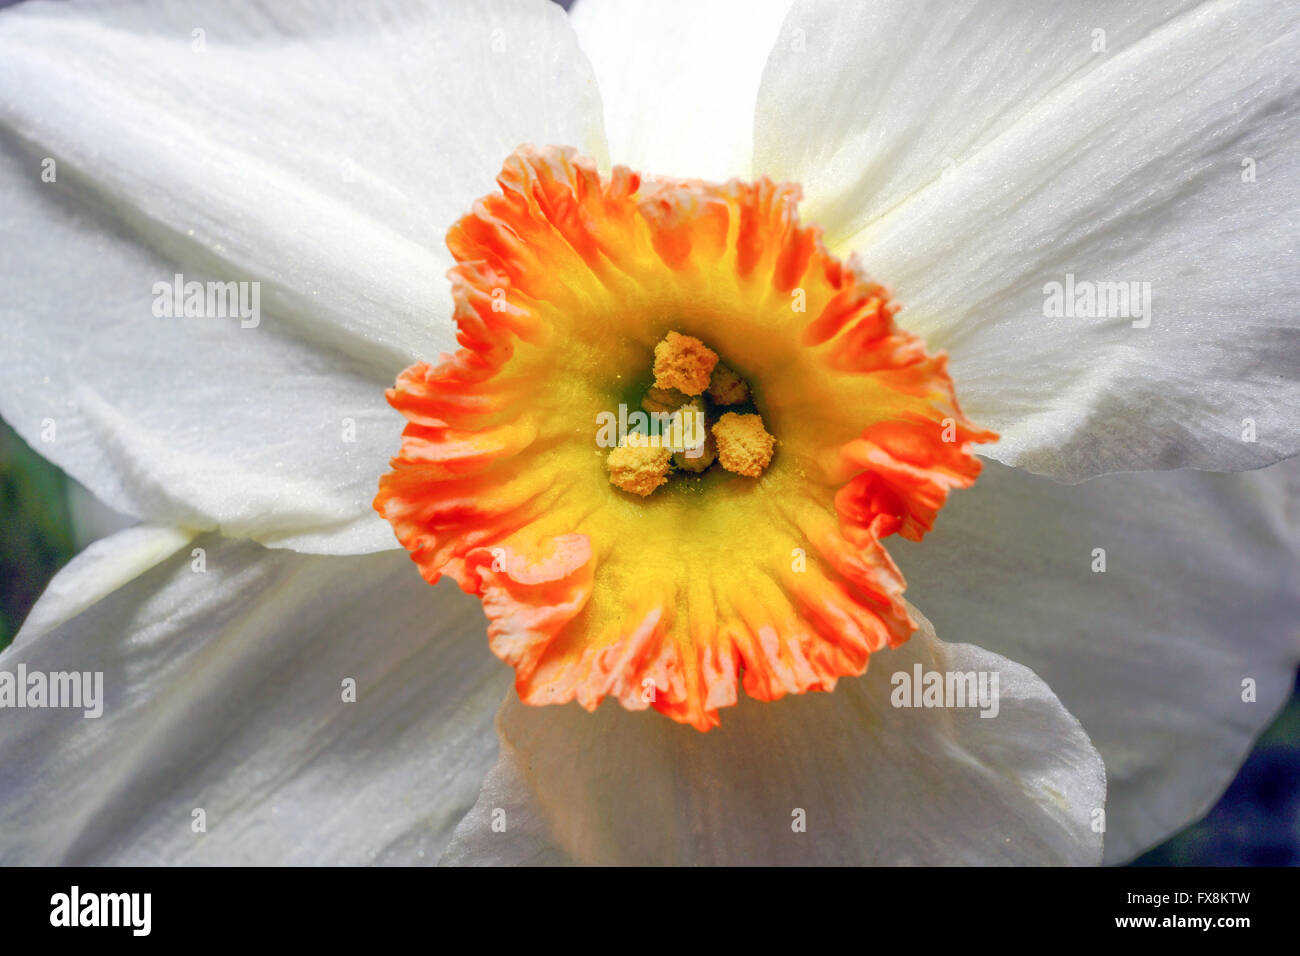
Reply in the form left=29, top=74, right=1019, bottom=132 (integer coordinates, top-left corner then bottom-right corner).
left=674, top=431, right=717, bottom=472
left=642, top=385, right=691, bottom=415
left=653, top=331, right=717, bottom=396
left=707, top=362, right=749, bottom=406
left=712, top=412, right=775, bottom=478
left=607, top=441, right=673, bottom=496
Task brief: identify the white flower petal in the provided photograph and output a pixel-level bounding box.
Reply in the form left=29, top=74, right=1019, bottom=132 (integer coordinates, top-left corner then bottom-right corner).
left=891, top=457, right=1300, bottom=863
left=442, top=610, right=1105, bottom=866
left=14, top=524, right=192, bottom=641
left=757, top=0, right=1300, bottom=479
left=570, top=0, right=791, bottom=180
left=66, top=479, right=138, bottom=553
left=756, top=0, right=1196, bottom=243
left=0, top=529, right=511, bottom=864
left=0, top=0, right=607, bottom=552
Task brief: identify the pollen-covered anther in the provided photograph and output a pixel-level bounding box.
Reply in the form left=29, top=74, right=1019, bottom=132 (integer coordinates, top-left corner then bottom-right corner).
left=707, top=362, right=749, bottom=406
left=670, top=401, right=714, bottom=472
left=674, top=432, right=716, bottom=472
left=641, top=385, right=691, bottom=415
left=713, top=412, right=776, bottom=478
left=606, top=440, right=672, bottom=496
left=653, top=331, right=718, bottom=396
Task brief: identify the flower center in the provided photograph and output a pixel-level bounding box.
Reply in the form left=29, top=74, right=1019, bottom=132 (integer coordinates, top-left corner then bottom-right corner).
left=375, top=145, right=997, bottom=731
left=603, top=331, right=776, bottom=496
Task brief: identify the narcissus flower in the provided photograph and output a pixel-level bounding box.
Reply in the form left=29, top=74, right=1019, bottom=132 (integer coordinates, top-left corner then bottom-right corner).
left=375, top=145, right=996, bottom=731
left=0, top=0, right=1297, bottom=867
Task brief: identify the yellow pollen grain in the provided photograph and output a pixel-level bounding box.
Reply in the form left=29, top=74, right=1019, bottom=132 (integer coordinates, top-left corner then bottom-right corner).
left=653, top=331, right=718, bottom=396
left=713, top=412, right=775, bottom=478
left=606, top=441, right=672, bottom=496
left=707, top=363, right=749, bottom=406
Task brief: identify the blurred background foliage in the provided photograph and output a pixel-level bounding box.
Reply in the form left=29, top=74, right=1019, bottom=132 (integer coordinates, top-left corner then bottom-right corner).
left=0, top=419, right=74, bottom=646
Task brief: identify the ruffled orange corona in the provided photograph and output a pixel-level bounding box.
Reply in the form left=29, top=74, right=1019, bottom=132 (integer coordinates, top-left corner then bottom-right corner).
left=375, top=146, right=996, bottom=731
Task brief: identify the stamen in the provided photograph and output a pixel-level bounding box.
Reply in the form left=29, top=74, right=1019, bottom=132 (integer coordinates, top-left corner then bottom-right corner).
left=668, top=399, right=710, bottom=470
left=713, top=412, right=776, bottom=477
left=641, top=386, right=691, bottom=415
left=707, top=363, right=749, bottom=406
left=652, top=331, right=718, bottom=396
left=608, top=334, right=773, bottom=493
left=606, top=441, right=672, bottom=496
left=674, top=429, right=716, bottom=472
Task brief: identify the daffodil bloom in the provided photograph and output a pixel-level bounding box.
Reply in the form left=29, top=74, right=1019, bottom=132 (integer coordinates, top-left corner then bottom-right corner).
left=375, top=144, right=997, bottom=730
left=0, top=0, right=1297, bottom=866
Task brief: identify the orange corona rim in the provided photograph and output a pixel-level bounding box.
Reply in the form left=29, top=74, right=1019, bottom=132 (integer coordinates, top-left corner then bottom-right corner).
left=375, top=145, right=996, bottom=731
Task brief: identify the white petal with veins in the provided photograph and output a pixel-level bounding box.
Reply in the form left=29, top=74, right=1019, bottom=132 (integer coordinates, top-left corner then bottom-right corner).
left=13, top=523, right=192, bottom=641
left=892, top=457, right=1300, bottom=863
left=443, top=610, right=1105, bottom=866
left=571, top=0, right=791, bottom=181
left=0, top=0, right=607, bottom=553
left=0, top=530, right=509, bottom=865
left=757, top=0, right=1300, bottom=479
